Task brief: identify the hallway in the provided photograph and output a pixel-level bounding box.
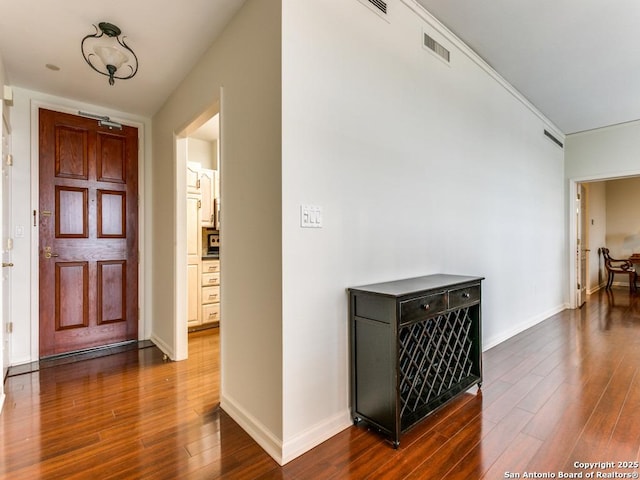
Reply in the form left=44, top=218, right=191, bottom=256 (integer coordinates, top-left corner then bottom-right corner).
left=2, top=288, right=640, bottom=478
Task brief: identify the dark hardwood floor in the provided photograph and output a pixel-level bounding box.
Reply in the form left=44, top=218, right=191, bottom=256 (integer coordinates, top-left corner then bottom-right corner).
left=2, top=288, right=640, bottom=479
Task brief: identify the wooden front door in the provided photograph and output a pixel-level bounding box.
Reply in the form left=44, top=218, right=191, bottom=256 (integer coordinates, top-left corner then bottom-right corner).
left=39, top=108, right=138, bottom=357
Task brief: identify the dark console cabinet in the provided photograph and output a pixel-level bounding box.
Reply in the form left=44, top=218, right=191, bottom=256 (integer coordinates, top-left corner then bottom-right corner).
left=349, top=274, right=483, bottom=446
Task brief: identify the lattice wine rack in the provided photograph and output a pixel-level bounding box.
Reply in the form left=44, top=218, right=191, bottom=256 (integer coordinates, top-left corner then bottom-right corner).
left=349, top=275, right=483, bottom=447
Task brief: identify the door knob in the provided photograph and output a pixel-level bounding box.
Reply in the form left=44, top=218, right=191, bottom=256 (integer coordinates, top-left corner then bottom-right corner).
left=2, top=262, right=13, bottom=267
left=44, top=246, right=59, bottom=259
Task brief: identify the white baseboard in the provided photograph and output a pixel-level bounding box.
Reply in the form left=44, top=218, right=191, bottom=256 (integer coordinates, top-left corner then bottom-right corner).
left=281, top=409, right=352, bottom=465
left=587, top=283, right=605, bottom=295
left=483, top=303, right=568, bottom=351
left=149, top=334, right=174, bottom=360
left=220, top=392, right=284, bottom=465
left=221, top=392, right=352, bottom=466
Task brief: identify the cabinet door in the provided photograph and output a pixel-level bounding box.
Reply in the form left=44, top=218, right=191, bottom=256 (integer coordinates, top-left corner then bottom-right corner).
left=187, top=162, right=200, bottom=194
left=199, top=169, right=214, bottom=227
left=188, top=262, right=201, bottom=326
left=187, top=193, right=201, bottom=257
left=187, top=192, right=202, bottom=326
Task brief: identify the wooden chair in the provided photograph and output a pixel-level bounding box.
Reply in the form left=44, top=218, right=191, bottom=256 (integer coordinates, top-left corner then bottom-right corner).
left=602, top=247, right=637, bottom=292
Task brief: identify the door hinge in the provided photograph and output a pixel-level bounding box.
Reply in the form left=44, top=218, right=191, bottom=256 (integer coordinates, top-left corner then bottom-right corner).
left=6, top=322, right=12, bottom=334
left=577, top=192, right=581, bottom=200
left=196, top=179, right=201, bottom=189
left=577, top=283, right=581, bottom=290
left=198, top=199, right=202, bottom=209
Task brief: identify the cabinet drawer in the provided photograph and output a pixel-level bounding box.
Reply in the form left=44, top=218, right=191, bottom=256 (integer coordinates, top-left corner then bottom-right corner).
left=202, top=260, right=220, bottom=273
left=202, top=272, right=220, bottom=286
left=202, top=286, right=220, bottom=304
left=400, top=292, right=447, bottom=324
left=448, top=284, right=480, bottom=309
left=202, top=303, right=220, bottom=324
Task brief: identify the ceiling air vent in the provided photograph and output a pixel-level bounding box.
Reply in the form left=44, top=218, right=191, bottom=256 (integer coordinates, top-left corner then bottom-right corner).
left=357, top=0, right=389, bottom=21
left=423, top=32, right=450, bottom=63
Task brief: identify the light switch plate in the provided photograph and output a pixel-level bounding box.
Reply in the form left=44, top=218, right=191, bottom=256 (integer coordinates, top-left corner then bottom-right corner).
left=300, top=204, right=323, bottom=228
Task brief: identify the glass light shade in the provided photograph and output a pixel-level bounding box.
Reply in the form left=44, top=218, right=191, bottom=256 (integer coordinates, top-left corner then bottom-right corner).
left=93, top=46, right=129, bottom=70
left=82, top=22, right=139, bottom=85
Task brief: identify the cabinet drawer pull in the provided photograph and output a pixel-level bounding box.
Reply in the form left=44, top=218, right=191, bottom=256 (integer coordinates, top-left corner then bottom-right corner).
left=462, top=293, right=470, bottom=299
left=421, top=304, right=430, bottom=311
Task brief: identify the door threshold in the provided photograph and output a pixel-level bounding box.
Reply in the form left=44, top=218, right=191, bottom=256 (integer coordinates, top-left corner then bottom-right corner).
left=6, top=340, right=155, bottom=378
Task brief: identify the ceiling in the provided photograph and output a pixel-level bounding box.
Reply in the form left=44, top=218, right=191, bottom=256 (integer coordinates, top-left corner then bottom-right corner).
left=0, top=0, right=246, bottom=117
left=415, top=0, right=640, bottom=134
left=1, top=1, right=638, bottom=134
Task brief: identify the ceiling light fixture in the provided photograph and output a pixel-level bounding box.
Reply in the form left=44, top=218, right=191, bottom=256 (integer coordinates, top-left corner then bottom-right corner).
left=81, top=22, right=138, bottom=86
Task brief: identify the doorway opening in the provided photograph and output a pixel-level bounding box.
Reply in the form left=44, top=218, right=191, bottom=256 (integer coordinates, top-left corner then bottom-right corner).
left=570, top=175, right=640, bottom=308
left=175, top=101, right=221, bottom=366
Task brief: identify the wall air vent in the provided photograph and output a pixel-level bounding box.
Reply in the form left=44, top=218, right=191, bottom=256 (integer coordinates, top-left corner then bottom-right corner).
left=423, top=32, right=450, bottom=63
left=357, top=0, right=389, bottom=21
left=544, top=129, right=564, bottom=148
left=367, top=0, right=387, bottom=14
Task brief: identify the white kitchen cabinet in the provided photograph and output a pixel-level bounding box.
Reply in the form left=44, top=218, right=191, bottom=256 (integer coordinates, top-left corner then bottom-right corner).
left=187, top=162, right=201, bottom=194
left=201, top=259, right=220, bottom=326
left=199, top=168, right=216, bottom=228
left=187, top=192, right=202, bottom=327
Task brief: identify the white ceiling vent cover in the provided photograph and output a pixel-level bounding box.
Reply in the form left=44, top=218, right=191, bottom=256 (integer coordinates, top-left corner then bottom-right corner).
left=357, top=0, right=390, bottom=21
left=423, top=32, right=450, bottom=63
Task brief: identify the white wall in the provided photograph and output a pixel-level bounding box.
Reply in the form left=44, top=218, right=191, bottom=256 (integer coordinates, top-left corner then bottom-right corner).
left=151, top=0, right=284, bottom=461
left=605, top=177, right=640, bottom=255
left=280, top=0, right=566, bottom=462
left=566, top=121, right=640, bottom=181
left=7, top=87, right=152, bottom=365
left=187, top=137, right=215, bottom=170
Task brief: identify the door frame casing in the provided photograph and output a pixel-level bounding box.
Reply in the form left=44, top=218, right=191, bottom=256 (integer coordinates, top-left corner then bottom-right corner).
left=29, top=100, right=147, bottom=361
left=1, top=103, right=11, bottom=386
left=575, top=183, right=588, bottom=307
left=568, top=171, right=640, bottom=309
left=173, top=96, right=222, bottom=361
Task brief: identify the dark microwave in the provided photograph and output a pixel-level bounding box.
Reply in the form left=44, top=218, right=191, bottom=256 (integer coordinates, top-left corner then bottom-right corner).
left=208, top=233, right=220, bottom=254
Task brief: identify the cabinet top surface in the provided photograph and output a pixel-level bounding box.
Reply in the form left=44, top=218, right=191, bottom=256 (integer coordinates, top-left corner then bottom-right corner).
left=349, top=274, right=484, bottom=297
